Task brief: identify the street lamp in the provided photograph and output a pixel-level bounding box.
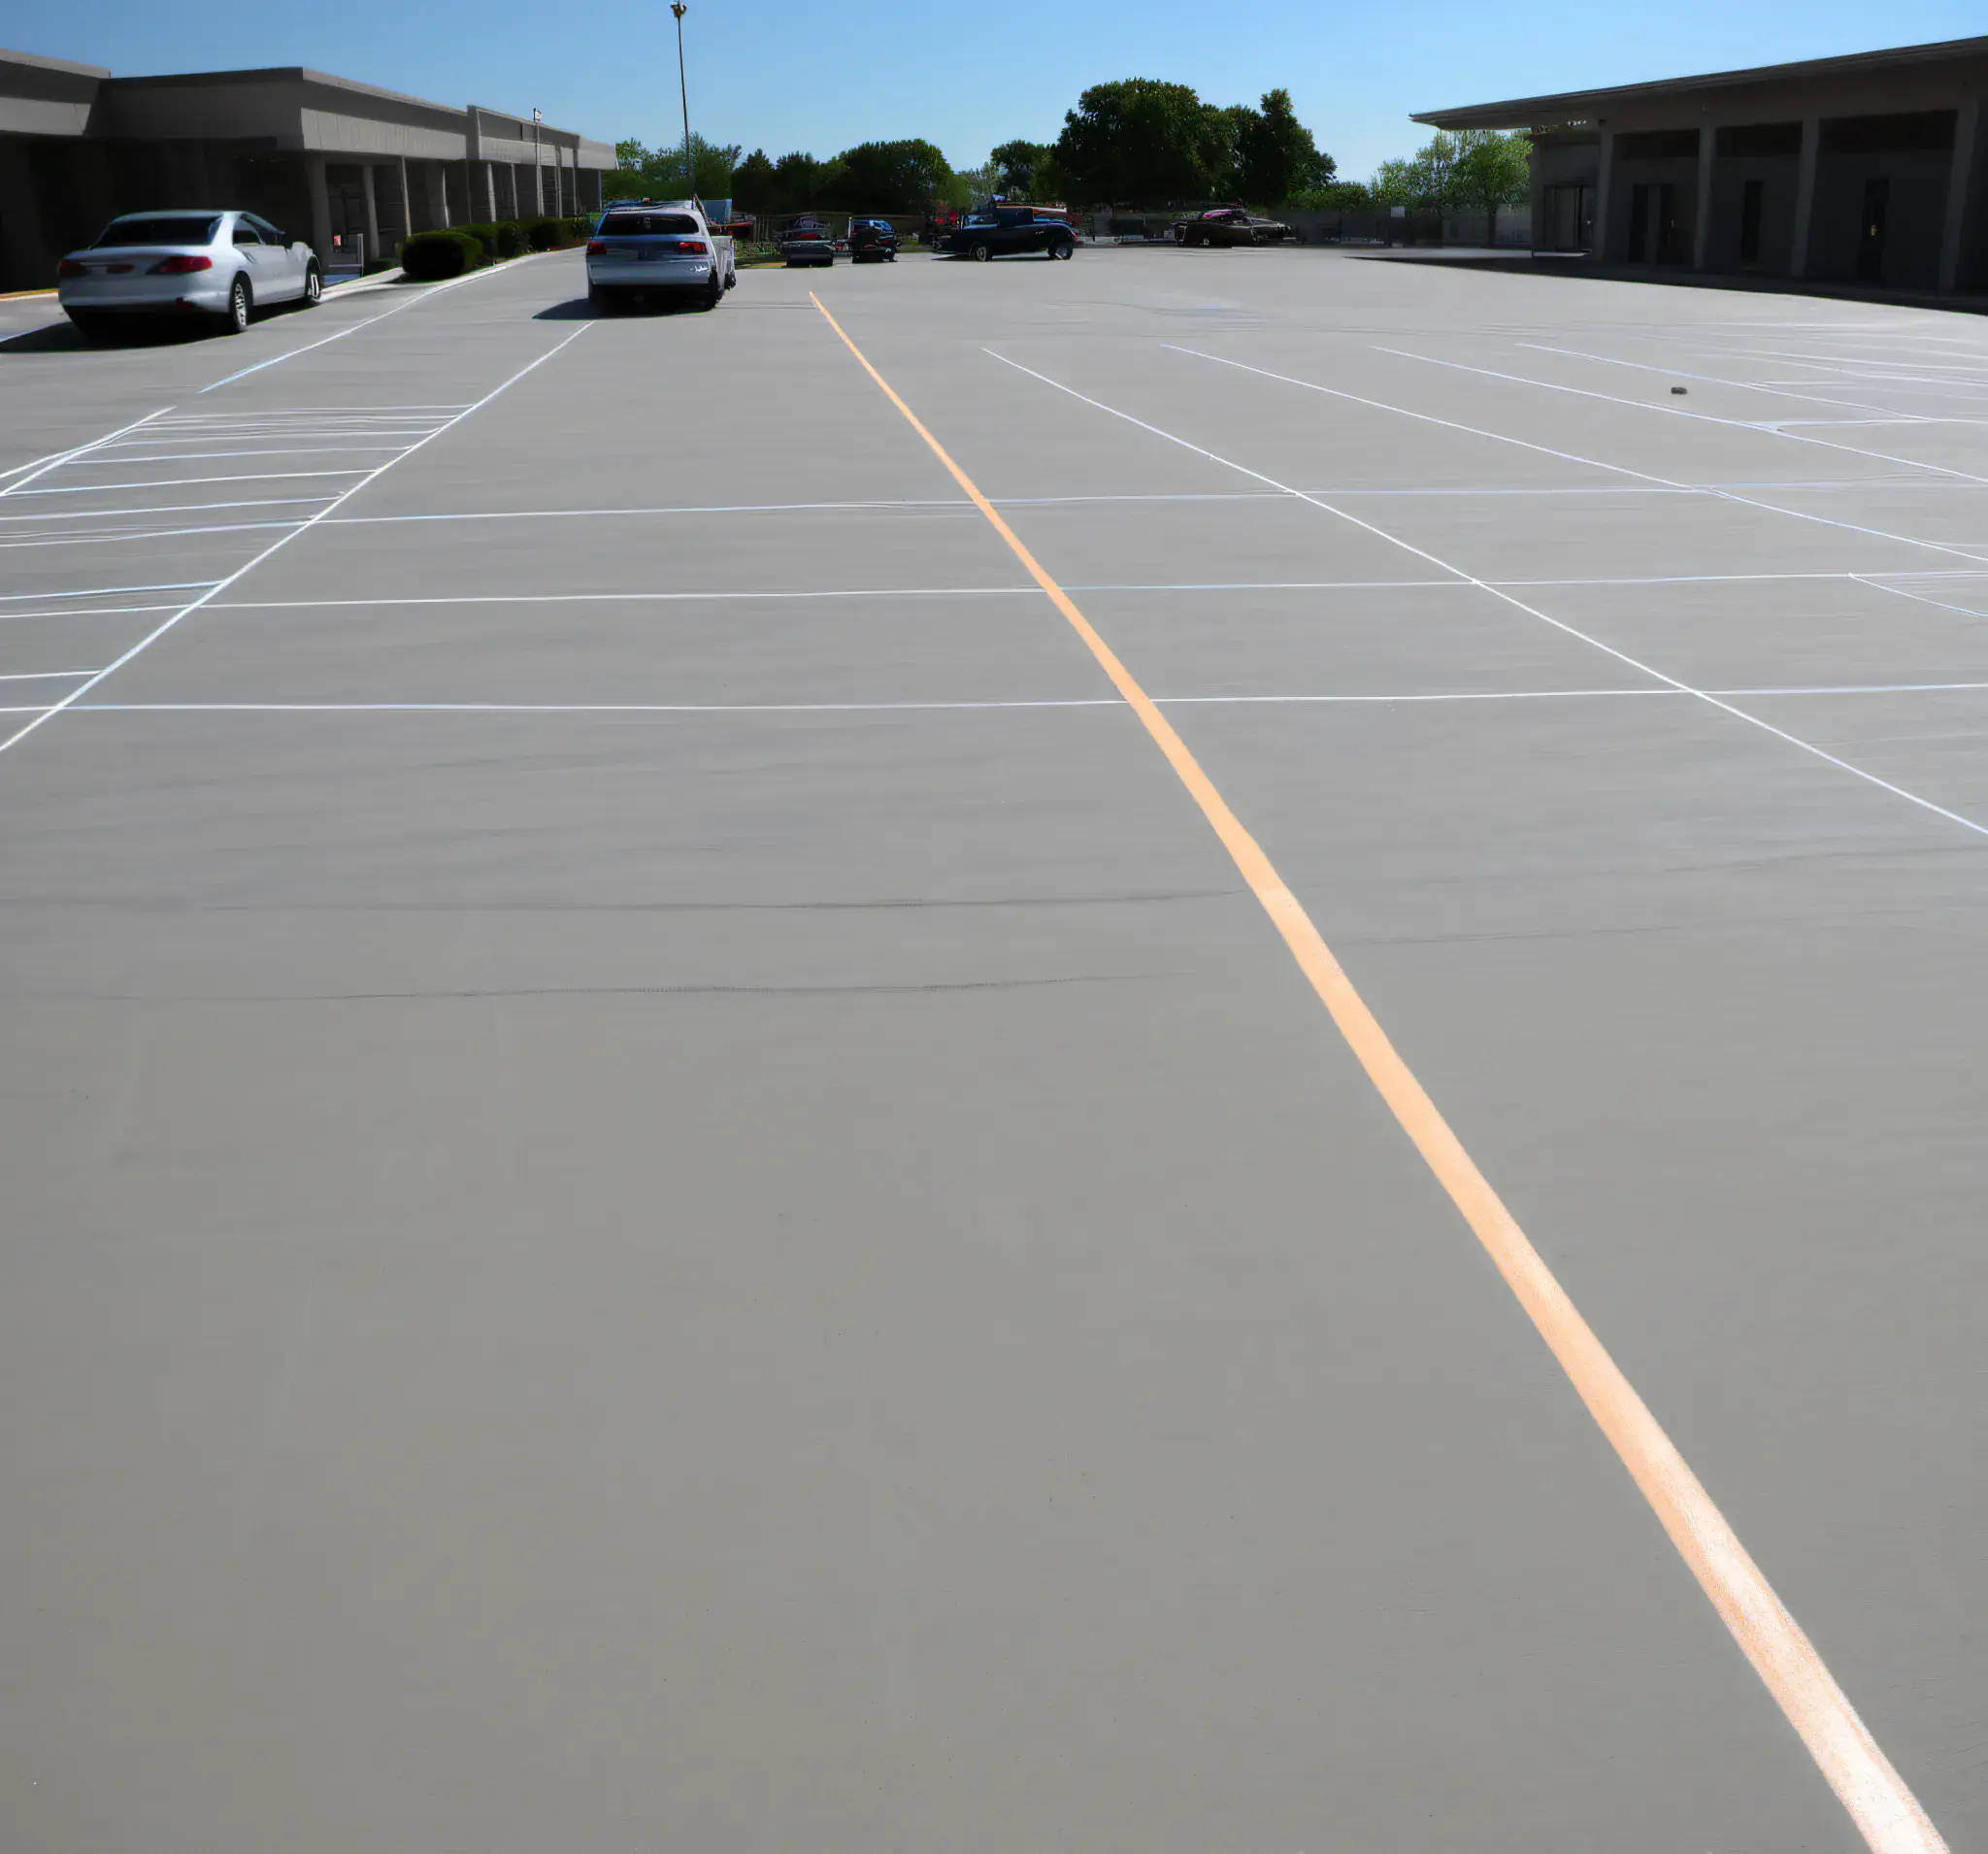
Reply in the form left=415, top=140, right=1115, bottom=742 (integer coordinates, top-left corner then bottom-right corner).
left=531, top=107, right=544, bottom=215
left=671, top=1, right=693, bottom=202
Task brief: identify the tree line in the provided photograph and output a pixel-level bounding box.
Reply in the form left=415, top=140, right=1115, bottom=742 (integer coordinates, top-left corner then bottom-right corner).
left=612, top=84, right=1530, bottom=219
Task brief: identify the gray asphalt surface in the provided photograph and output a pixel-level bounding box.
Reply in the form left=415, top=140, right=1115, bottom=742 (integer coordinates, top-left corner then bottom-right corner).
left=4, top=244, right=1985, bottom=1852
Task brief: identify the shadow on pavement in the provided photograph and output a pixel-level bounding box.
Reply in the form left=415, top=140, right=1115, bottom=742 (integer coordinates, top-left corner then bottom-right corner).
left=1354, top=248, right=1988, bottom=315
left=0, top=316, right=216, bottom=353
left=535, top=296, right=708, bottom=319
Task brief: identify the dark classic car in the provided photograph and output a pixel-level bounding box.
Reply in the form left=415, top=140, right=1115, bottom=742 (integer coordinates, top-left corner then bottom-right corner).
left=940, top=205, right=1077, bottom=261
left=1171, top=206, right=1295, bottom=247
left=846, top=217, right=899, bottom=262
left=777, top=215, right=836, bottom=267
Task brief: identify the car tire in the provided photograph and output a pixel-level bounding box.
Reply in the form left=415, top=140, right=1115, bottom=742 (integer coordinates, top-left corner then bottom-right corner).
left=1049, top=238, right=1075, bottom=260
left=724, top=268, right=737, bottom=289
left=970, top=242, right=991, bottom=262
left=300, top=262, right=322, bottom=307
left=65, top=309, right=113, bottom=342
left=702, top=273, right=723, bottom=310
left=222, top=275, right=250, bottom=334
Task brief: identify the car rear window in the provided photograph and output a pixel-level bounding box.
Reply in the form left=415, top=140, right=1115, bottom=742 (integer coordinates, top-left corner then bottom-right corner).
left=92, top=215, right=219, bottom=248
left=598, top=212, right=699, bottom=236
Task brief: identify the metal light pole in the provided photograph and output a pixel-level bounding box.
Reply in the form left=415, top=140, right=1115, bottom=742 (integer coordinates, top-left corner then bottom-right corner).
left=531, top=107, right=544, bottom=215
left=671, top=2, right=693, bottom=202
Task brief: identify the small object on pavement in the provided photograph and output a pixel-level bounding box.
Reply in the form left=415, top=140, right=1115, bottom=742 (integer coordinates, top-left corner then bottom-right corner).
left=1671, top=385, right=1687, bottom=394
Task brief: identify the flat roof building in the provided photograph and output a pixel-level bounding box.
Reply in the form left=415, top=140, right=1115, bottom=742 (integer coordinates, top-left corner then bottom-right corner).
left=0, top=47, right=616, bottom=291
left=1416, top=35, right=1988, bottom=294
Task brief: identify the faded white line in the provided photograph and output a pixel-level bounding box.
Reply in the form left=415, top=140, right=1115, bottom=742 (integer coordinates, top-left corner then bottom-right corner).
left=196, top=252, right=566, bottom=392
left=1181, top=346, right=1988, bottom=574
left=0, top=323, right=596, bottom=760
left=8, top=468, right=373, bottom=497
left=0, top=407, right=177, bottom=499
left=1008, top=348, right=1988, bottom=842
left=0, top=579, right=217, bottom=604
left=1373, top=347, right=1988, bottom=525
left=0, top=495, right=337, bottom=527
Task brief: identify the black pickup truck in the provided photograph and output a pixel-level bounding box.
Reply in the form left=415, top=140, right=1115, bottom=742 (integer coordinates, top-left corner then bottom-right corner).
left=940, top=205, right=1077, bottom=261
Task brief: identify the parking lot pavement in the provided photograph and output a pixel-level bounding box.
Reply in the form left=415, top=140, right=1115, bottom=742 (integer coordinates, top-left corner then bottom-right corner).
left=4, top=243, right=1983, bottom=1853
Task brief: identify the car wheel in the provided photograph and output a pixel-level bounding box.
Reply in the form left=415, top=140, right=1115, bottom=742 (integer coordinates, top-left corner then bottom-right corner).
left=724, top=268, right=737, bottom=289
left=301, top=261, right=322, bottom=306
left=702, top=273, right=723, bottom=310
left=222, top=275, right=250, bottom=334
left=970, top=242, right=991, bottom=262
left=65, top=309, right=112, bottom=342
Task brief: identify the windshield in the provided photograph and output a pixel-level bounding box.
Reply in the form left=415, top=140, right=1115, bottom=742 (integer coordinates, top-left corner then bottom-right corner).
left=91, top=215, right=219, bottom=248
left=598, top=212, right=700, bottom=236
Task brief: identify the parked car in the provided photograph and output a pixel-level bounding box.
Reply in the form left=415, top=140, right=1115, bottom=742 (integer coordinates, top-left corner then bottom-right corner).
left=1171, top=206, right=1294, bottom=247
left=940, top=206, right=1077, bottom=261
left=56, top=210, right=321, bottom=337
left=586, top=200, right=737, bottom=309
left=846, top=217, right=899, bottom=263
left=777, top=215, right=837, bottom=267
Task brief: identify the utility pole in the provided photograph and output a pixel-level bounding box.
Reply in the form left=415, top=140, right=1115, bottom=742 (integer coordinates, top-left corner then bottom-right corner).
left=671, top=2, right=693, bottom=201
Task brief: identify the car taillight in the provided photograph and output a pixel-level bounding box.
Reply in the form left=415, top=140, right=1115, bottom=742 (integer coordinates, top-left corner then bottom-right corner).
left=674, top=240, right=708, bottom=253
left=151, top=254, right=214, bottom=274
left=585, top=239, right=607, bottom=254
left=56, top=258, right=87, bottom=278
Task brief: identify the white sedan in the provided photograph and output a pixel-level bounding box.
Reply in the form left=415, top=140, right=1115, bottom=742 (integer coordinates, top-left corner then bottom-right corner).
left=57, top=210, right=322, bottom=338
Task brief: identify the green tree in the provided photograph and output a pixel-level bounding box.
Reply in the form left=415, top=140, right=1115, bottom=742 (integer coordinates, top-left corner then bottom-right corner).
left=1290, top=178, right=1373, bottom=209
left=1236, top=89, right=1334, bottom=204
left=1054, top=78, right=1231, bottom=204
left=834, top=139, right=955, bottom=213
left=954, top=158, right=1003, bottom=207
left=1449, top=129, right=1531, bottom=237
left=990, top=138, right=1053, bottom=197
left=733, top=149, right=777, bottom=211
left=606, top=132, right=740, bottom=202
left=1368, top=127, right=1529, bottom=230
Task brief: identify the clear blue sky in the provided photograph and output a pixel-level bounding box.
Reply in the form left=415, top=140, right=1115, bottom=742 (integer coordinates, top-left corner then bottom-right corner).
left=17, top=0, right=1986, bottom=183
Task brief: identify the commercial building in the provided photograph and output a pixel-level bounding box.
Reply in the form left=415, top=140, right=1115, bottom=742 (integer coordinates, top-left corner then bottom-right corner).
left=0, top=46, right=616, bottom=292
left=1415, top=34, right=1988, bottom=294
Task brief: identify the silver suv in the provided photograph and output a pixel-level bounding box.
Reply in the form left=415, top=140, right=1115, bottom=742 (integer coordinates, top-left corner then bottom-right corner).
left=585, top=200, right=738, bottom=310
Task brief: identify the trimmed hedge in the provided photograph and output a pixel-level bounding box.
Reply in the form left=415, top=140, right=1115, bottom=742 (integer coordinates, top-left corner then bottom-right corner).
left=401, top=229, right=481, bottom=280
left=401, top=215, right=596, bottom=278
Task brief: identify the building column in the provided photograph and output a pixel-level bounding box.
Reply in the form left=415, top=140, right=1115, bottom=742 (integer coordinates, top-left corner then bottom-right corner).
left=1789, top=116, right=1821, bottom=279
left=422, top=160, right=449, bottom=229
left=481, top=160, right=498, bottom=219
left=1938, top=97, right=1983, bottom=292
left=303, top=152, right=334, bottom=264
left=394, top=156, right=414, bottom=246
left=360, top=162, right=381, bottom=266
left=71, top=140, right=117, bottom=237
left=0, top=138, right=49, bottom=291
left=1591, top=129, right=1616, bottom=259
left=1691, top=120, right=1716, bottom=269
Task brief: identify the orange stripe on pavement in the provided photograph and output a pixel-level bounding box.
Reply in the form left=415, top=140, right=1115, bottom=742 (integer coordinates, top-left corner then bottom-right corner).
left=809, top=289, right=1945, bottom=1854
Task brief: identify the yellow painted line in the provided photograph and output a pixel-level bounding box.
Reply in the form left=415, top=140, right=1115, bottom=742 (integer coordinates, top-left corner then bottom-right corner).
left=0, top=287, right=57, bottom=301
left=808, top=290, right=1945, bottom=1854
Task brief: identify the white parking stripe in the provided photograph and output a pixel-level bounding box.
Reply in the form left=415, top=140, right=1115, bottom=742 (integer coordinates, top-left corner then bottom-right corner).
left=0, top=323, right=596, bottom=760
left=1002, top=348, right=1988, bottom=843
